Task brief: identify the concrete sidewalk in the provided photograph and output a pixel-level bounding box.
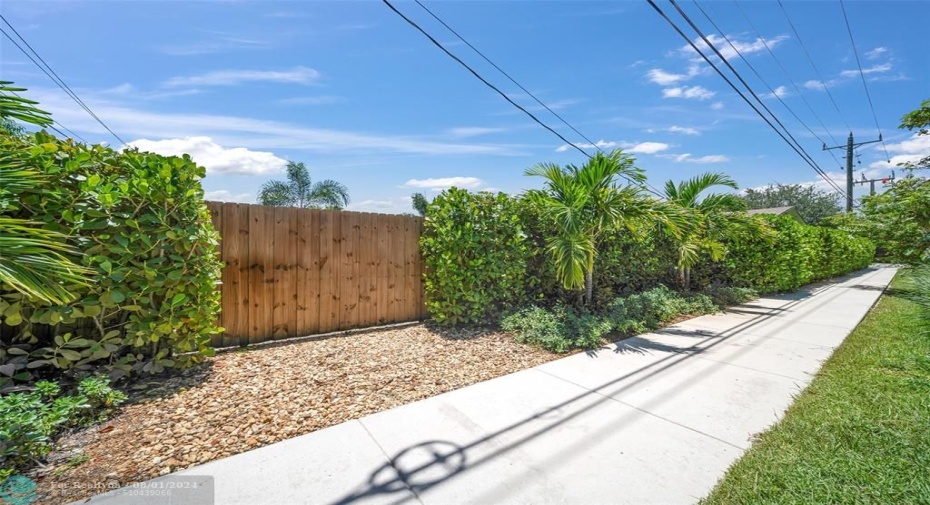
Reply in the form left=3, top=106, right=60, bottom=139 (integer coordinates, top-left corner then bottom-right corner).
left=87, top=266, right=898, bottom=505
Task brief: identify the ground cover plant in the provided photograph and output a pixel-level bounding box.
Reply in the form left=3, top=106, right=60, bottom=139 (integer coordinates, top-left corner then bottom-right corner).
left=0, top=85, right=223, bottom=388
left=0, top=376, right=125, bottom=480
left=702, top=270, right=930, bottom=504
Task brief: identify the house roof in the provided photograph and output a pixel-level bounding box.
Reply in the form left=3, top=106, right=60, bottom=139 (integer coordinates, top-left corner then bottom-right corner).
left=746, top=206, right=796, bottom=216
left=746, top=206, right=804, bottom=223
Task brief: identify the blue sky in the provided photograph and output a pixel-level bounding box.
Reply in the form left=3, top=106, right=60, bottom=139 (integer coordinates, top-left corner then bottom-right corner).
left=2, top=0, right=927, bottom=214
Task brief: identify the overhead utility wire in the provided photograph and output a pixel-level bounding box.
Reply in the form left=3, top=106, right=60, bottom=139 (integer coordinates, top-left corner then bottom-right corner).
left=838, top=0, right=891, bottom=162
left=775, top=0, right=851, bottom=134
left=413, top=0, right=602, bottom=151
left=382, top=0, right=663, bottom=197
left=8, top=86, right=89, bottom=144
left=732, top=0, right=842, bottom=148
left=672, top=0, right=847, bottom=197
left=0, top=15, right=127, bottom=146
left=647, top=0, right=848, bottom=199
left=694, top=0, right=847, bottom=181
left=668, top=0, right=846, bottom=196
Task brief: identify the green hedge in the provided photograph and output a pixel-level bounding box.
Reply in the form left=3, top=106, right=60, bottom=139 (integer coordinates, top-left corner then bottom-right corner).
left=722, top=215, right=875, bottom=292
left=420, top=188, right=530, bottom=325
left=0, top=132, right=222, bottom=387
left=423, top=191, right=874, bottom=324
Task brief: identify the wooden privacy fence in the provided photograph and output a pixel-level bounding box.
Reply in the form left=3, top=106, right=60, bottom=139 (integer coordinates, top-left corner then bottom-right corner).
left=206, top=202, right=428, bottom=347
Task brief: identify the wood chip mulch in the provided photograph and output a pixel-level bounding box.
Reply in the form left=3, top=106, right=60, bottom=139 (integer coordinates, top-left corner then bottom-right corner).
left=28, top=324, right=564, bottom=504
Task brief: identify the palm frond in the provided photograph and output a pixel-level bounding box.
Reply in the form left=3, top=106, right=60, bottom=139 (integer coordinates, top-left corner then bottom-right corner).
left=309, top=179, right=350, bottom=209
left=0, top=218, right=93, bottom=305
left=257, top=180, right=296, bottom=207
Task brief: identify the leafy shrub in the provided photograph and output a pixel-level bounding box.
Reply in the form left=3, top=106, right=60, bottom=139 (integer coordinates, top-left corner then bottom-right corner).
left=500, top=305, right=611, bottom=353
left=0, top=376, right=125, bottom=474
left=0, top=131, right=222, bottom=387
left=421, top=189, right=530, bottom=324
left=703, top=286, right=759, bottom=306
left=604, top=286, right=719, bottom=335
left=723, top=215, right=874, bottom=293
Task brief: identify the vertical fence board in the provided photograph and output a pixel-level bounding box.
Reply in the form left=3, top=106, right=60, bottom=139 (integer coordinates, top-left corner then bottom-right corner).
left=357, top=214, right=373, bottom=327
left=208, top=203, right=426, bottom=344
left=235, top=204, right=251, bottom=344
left=390, top=215, right=404, bottom=323
left=296, top=209, right=317, bottom=336
left=218, top=203, right=241, bottom=346
left=403, top=217, right=419, bottom=321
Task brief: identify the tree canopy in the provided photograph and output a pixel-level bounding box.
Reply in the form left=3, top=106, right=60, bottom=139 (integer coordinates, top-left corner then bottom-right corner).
left=740, top=183, right=841, bottom=224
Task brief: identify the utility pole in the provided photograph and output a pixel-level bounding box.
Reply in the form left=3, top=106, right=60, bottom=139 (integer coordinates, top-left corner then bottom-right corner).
left=824, top=132, right=883, bottom=212
left=854, top=171, right=895, bottom=196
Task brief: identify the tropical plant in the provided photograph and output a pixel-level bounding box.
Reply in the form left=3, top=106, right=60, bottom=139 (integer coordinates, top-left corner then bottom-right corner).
left=899, top=97, right=929, bottom=170
left=662, top=172, right=764, bottom=290
left=257, top=161, right=350, bottom=208
left=524, top=150, right=664, bottom=305
left=411, top=192, right=429, bottom=216
left=1, top=129, right=222, bottom=386
left=0, top=82, right=92, bottom=305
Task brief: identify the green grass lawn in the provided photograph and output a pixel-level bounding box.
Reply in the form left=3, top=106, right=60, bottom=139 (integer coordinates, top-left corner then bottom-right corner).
left=702, top=269, right=930, bottom=505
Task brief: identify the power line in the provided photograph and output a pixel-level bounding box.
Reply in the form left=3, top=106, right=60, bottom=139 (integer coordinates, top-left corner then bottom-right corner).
left=382, top=0, right=664, bottom=197
left=7, top=88, right=89, bottom=143
left=695, top=0, right=847, bottom=183
left=413, top=0, right=603, bottom=152
left=838, top=0, right=891, bottom=162
left=0, top=15, right=127, bottom=145
left=647, top=0, right=847, bottom=199
left=731, top=0, right=842, bottom=148
left=669, top=0, right=846, bottom=196
left=775, top=0, right=852, bottom=134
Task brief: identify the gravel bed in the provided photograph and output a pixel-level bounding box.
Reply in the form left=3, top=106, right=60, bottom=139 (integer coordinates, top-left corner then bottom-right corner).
left=28, top=324, right=563, bottom=504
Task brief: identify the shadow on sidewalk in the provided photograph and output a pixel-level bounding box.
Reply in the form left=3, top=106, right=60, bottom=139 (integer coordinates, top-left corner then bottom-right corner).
left=328, top=265, right=893, bottom=505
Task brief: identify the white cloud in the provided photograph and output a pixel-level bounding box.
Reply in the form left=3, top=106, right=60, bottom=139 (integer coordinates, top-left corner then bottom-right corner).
left=840, top=63, right=892, bottom=78
left=160, top=36, right=271, bottom=56
left=868, top=133, right=930, bottom=169
left=347, top=197, right=414, bottom=215
left=804, top=79, right=826, bottom=91
left=163, top=66, right=321, bottom=88
left=28, top=87, right=518, bottom=156
left=666, top=126, right=700, bottom=135
left=403, top=177, right=484, bottom=191
left=446, top=127, right=506, bottom=138
left=710, top=101, right=724, bottom=110
left=762, top=85, right=789, bottom=99
left=125, top=137, right=288, bottom=176
left=865, top=47, right=887, bottom=60
left=277, top=95, right=344, bottom=106
left=204, top=190, right=254, bottom=203
left=625, top=141, right=669, bottom=154
left=555, top=140, right=618, bottom=153
left=682, top=34, right=788, bottom=61
left=661, top=153, right=730, bottom=164
left=662, top=86, right=715, bottom=100
left=646, top=65, right=703, bottom=85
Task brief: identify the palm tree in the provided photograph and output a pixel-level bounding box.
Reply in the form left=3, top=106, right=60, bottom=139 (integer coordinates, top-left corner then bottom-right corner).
left=1, top=81, right=92, bottom=304
left=258, top=161, right=350, bottom=209
left=662, top=172, right=763, bottom=290
left=525, top=150, right=665, bottom=305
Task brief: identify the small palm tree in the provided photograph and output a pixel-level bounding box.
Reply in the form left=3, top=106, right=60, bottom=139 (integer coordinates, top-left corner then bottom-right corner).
left=1, top=81, right=92, bottom=304
left=525, top=150, right=665, bottom=305
left=662, top=172, right=763, bottom=290
left=258, top=161, right=350, bottom=209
